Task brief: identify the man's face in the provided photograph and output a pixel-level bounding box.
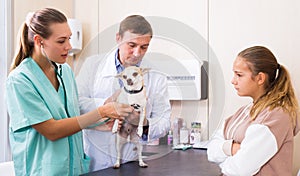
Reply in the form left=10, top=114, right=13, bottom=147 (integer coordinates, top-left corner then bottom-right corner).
left=116, top=31, right=152, bottom=67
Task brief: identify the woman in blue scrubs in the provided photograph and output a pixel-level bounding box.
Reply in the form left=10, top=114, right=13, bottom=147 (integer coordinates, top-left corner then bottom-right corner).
left=6, top=8, right=133, bottom=176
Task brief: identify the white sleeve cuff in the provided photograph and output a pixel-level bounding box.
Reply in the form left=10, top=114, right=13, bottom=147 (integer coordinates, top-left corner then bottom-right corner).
left=222, top=139, right=233, bottom=156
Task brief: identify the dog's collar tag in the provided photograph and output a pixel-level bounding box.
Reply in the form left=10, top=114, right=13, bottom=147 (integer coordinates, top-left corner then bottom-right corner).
left=124, top=86, right=143, bottom=94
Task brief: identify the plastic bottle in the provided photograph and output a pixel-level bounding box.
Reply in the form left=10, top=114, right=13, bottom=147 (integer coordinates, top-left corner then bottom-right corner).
left=190, top=122, right=201, bottom=145
left=180, top=121, right=189, bottom=144
left=167, top=130, right=173, bottom=145
left=172, top=117, right=179, bottom=147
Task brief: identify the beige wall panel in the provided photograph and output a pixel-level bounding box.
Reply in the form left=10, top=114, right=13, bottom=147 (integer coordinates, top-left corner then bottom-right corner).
left=73, top=0, right=99, bottom=73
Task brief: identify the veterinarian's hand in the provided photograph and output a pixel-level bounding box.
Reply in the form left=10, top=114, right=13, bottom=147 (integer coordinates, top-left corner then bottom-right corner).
left=99, top=102, right=133, bottom=119
left=104, top=89, right=121, bottom=104
left=126, top=110, right=148, bottom=126
left=93, top=119, right=123, bottom=131
left=126, top=110, right=141, bottom=126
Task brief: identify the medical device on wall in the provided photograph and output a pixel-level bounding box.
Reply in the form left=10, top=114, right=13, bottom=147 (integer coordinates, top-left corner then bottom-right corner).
left=144, top=55, right=208, bottom=100
left=67, top=19, right=82, bottom=55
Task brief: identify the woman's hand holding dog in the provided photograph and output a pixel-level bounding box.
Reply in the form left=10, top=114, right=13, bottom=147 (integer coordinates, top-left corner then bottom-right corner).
left=98, top=102, right=133, bottom=119
left=76, top=97, right=132, bottom=130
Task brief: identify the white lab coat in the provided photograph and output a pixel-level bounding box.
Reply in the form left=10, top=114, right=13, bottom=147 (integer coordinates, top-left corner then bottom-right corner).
left=76, top=50, right=171, bottom=171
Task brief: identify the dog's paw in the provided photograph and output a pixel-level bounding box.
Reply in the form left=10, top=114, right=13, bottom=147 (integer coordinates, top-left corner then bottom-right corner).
left=113, top=163, right=120, bottom=169
left=112, top=128, right=118, bottom=133
left=139, top=161, right=148, bottom=168
left=112, top=120, right=119, bottom=133
left=137, top=127, right=143, bottom=137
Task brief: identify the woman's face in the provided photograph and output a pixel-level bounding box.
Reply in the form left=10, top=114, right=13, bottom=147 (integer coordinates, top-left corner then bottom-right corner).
left=231, top=56, right=262, bottom=101
left=42, top=22, right=72, bottom=64
left=116, top=31, right=151, bottom=67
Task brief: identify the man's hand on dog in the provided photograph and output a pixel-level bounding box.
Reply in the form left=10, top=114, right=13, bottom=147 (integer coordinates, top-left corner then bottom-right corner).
left=126, top=110, right=140, bottom=126
left=126, top=111, right=148, bottom=126
left=104, top=89, right=147, bottom=127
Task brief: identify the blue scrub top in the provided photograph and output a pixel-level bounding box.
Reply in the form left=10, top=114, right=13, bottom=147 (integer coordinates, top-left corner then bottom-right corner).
left=6, top=57, right=90, bottom=176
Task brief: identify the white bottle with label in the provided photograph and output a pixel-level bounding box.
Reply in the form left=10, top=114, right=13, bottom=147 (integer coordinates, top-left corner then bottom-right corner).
left=167, top=130, right=173, bottom=145
left=190, top=122, right=201, bottom=145
left=179, top=122, right=189, bottom=144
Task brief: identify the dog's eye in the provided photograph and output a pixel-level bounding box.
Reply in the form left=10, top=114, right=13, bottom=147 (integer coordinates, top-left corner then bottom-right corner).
left=122, top=75, right=127, bottom=79
left=132, top=72, right=138, bottom=77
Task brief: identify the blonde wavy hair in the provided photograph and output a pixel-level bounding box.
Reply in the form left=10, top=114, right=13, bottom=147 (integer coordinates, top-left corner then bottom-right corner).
left=238, top=46, right=299, bottom=127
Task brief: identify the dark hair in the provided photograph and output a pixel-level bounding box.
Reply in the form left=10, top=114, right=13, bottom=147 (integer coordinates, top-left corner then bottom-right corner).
left=118, top=15, right=152, bottom=37
left=238, top=46, right=299, bottom=126
left=10, top=8, right=67, bottom=71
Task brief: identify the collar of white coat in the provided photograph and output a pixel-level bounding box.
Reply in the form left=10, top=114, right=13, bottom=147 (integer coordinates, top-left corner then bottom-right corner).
left=96, top=51, right=117, bottom=77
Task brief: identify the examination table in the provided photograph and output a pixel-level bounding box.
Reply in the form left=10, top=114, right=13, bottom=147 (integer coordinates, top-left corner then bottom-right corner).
left=82, top=144, right=221, bottom=176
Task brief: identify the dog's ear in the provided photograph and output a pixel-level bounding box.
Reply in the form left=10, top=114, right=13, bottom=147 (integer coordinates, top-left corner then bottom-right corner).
left=141, top=68, right=151, bottom=75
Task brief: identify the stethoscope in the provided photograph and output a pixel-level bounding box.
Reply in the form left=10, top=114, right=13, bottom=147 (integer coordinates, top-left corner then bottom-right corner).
left=41, top=44, right=76, bottom=175
left=41, top=44, right=110, bottom=127
left=41, top=44, right=71, bottom=118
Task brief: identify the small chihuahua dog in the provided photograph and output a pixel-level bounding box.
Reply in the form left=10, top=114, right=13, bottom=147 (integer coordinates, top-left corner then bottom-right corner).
left=112, top=66, right=150, bottom=168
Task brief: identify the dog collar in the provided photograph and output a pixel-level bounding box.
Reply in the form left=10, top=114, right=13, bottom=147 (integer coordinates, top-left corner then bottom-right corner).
left=124, top=86, right=143, bottom=94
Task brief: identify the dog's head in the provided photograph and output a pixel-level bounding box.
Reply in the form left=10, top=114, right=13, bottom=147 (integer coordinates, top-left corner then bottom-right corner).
left=116, top=66, right=150, bottom=91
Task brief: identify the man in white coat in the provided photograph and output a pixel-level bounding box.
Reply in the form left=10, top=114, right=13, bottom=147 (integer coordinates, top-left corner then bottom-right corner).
left=76, top=15, right=171, bottom=171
